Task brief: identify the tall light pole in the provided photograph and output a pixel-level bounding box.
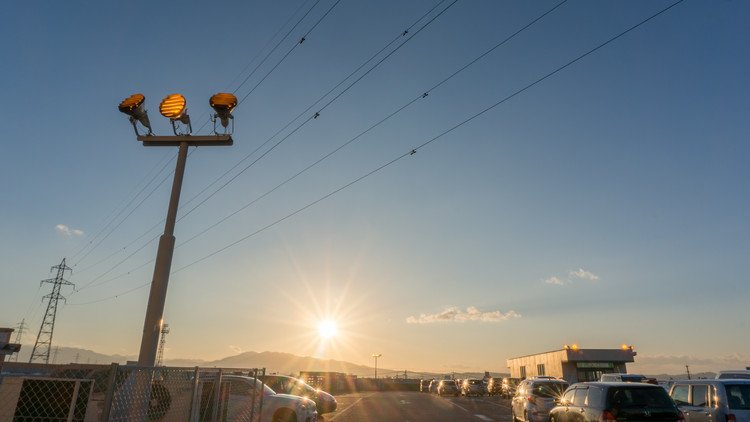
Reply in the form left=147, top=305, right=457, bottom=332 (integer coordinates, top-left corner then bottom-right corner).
left=118, top=92, right=236, bottom=366
left=372, top=353, right=382, bottom=379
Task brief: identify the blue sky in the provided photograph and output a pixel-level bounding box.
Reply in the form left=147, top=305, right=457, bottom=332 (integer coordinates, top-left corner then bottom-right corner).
left=1, top=0, right=748, bottom=374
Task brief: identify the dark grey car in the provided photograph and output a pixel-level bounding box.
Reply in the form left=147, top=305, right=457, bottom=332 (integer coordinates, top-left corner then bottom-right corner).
left=669, top=379, right=750, bottom=422
left=549, top=382, right=682, bottom=422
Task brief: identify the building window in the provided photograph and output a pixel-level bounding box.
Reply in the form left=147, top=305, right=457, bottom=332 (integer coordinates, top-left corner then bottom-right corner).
left=537, top=364, right=546, bottom=376
left=520, top=366, right=526, bottom=379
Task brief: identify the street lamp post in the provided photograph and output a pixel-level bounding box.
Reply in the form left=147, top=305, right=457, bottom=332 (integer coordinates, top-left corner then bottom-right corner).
left=372, top=353, right=382, bottom=380
left=118, top=92, right=236, bottom=366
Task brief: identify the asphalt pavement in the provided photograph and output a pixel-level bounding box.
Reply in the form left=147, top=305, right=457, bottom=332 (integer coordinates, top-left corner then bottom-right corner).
left=321, top=391, right=512, bottom=422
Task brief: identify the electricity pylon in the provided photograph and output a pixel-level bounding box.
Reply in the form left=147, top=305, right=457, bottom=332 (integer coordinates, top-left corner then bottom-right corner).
left=156, top=323, right=170, bottom=366
left=11, top=319, right=27, bottom=362
left=29, top=258, right=74, bottom=364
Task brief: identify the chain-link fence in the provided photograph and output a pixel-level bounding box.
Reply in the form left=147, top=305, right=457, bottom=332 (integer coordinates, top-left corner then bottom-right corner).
left=0, top=364, right=270, bottom=422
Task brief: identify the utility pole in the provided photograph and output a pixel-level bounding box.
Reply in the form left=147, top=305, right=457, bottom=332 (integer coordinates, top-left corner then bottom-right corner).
left=686, top=365, right=691, bottom=380
left=372, top=353, right=382, bottom=379
left=156, top=323, right=170, bottom=366
left=29, top=259, right=74, bottom=364
left=74, top=352, right=80, bottom=364
left=11, top=319, right=27, bottom=362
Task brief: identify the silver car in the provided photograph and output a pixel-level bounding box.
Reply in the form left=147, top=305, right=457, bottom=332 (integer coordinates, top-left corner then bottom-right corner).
left=512, top=378, right=569, bottom=422
left=462, top=378, right=486, bottom=396
left=669, top=379, right=750, bottom=422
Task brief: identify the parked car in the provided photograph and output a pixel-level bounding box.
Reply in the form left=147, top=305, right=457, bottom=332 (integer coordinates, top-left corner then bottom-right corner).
left=222, top=375, right=318, bottom=422
left=669, top=379, right=750, bottom=421
left=511, top=378, right=569, bottom=422
left=486, top=377, right=504, bottom=396
left=438, top=379, right=460, bottom=396
left=502, top=377, right=522, bottom=399
left=462, top=378, right=486, bottom=396
left=599, top=373, right=647, bottom=383
left=261, top=375, right=337, bottom=414
left=420, top=379, right=433, bottom=392
left=549, top=382, right=682, bottom=422
left=429, top=379, right=441, bottom=394
left=716, top=370, right=750, bottom=380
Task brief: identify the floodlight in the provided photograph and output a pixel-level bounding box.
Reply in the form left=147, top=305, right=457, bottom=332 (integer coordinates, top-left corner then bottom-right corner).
left=210, top=93, right=237, bottom=132
left=118, top=93, right=152, bottom=135
left=159, top=93, right=191, bottom=135
left=159, top=94, right=187, bottom=119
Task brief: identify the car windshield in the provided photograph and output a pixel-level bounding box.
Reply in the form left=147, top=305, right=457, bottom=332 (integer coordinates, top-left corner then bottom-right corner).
left=532, top=383, right=568, bottom=398
left=726, top=385, right=750, bottom=410
left=608, top=387, right=674, bottom=408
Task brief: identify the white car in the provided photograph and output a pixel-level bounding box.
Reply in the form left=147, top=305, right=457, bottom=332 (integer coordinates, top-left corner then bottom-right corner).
left=222, top=375, right=318, bottom=422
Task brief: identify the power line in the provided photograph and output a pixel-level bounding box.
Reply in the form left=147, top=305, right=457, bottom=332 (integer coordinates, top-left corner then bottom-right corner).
left=85, top=0, right=457, bottom=282
left=173, top=0, right=566, bottom=249
left=171, top=0, right=687, bottom=274
left=72, top=152, right=179, bottom=268
left=227, top=0, right=317, bottom=93
left=192, top=0, right=322, bottom=134
left=65, top=0, right=683, bottom=305
left=174, top=0, right=458, bottom=226
left=235, top=0, right=344, bottom=109
left=76, top=1, right=322, bottom=268
left=69, top=151, right=175, bottom=263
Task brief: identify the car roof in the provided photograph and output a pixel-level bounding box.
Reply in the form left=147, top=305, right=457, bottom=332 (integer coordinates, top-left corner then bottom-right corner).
left=673, top=379, right=750, bottom=384
left=576, top=382, right=664, bottom=388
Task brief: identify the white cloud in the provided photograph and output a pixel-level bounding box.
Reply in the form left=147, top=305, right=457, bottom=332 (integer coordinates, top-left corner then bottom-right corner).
left=569, top=268, right=600, bottom=282
left=406, top=306, right=520, bottom=324
left=544, top=276, right=565, bottom=285
left=55, top=224, right=84, bottom=237
left=544, top=267, right=601, bottom=286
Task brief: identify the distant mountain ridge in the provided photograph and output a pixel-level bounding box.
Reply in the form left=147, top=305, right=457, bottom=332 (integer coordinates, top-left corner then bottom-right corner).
left=11, top=345, right=711, bottom=380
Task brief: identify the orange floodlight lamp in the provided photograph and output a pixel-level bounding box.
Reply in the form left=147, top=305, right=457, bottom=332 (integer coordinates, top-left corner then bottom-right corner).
left=159, top=93, right=191, bottom=135
left=210, top=93, right=237, bottom=134
left=118, top=93, right=152, bottom=136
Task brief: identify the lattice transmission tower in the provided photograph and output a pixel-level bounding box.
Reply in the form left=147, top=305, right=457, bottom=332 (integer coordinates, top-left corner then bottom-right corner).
left=156, top=323, right=170, bottom=366
left=11, top=319, right=27, bottom=362
left=29, top=258, right=74, bottom=364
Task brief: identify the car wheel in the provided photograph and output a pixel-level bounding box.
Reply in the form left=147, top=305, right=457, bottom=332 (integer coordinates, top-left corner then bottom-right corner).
left=272, top=409, right=296, bottom=422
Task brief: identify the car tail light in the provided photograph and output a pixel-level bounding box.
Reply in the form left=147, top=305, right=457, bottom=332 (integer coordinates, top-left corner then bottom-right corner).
left=599, top=410, right=616, bottom=422
left=726, top=414, right=736, bottom=422
left=527, top=396, right=537, bottom=404
left=678, top=410, right=685, bottom=421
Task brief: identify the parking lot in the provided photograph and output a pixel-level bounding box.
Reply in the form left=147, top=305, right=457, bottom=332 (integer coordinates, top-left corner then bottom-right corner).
left=322, top=391, right=512, bottom=422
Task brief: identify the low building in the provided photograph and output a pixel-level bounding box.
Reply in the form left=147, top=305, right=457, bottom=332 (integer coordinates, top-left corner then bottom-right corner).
left=507, top=346, right=636, bottom=384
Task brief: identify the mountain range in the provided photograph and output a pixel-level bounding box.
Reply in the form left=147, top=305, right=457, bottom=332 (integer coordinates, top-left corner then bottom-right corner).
left=9, top=345, right=714, bottom=380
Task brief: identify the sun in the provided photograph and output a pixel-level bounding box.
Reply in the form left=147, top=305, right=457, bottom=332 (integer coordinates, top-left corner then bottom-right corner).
left=318, top=320, right=338, bottom=339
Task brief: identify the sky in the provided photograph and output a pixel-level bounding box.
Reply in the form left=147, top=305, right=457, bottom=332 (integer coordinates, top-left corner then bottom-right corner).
left=1, top=0, right=748, bottom=376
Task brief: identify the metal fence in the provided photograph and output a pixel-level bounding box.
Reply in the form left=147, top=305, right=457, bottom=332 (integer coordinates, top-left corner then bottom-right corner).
left=0, top=364, right=267, bottom=422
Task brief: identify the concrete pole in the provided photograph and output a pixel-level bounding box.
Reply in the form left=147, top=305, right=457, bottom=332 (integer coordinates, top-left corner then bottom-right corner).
left=138, top=141, right=188, bottom=366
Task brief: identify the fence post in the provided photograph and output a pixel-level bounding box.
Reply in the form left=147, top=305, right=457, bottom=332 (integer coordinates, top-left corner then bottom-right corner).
left=189, top=367, right=200, bottom=422
left=211, top=369, right=222, bottom=422
left=100, top=363, right=119, bottom=422
left=257, top=368, right=266, bottom=422
left=249, top=369, right=257, bottom=422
